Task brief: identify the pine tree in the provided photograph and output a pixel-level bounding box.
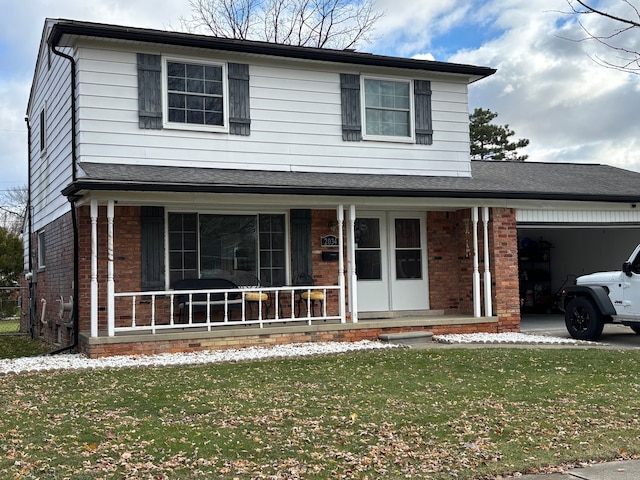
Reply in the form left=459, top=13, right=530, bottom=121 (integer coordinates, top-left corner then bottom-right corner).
left=469, top=108, right=529, bottom=161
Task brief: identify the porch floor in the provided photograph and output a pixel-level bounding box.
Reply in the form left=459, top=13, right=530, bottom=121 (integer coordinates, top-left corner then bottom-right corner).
left=79, top=314, right=500, bottom=357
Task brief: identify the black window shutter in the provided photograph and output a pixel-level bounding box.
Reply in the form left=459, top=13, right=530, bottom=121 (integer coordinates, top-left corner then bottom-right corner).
left=414, top=80, right=433, bottom=145
left=340, top=74, right=362, bottom=141
left=291, top=209, right=312, bottom=281
left=141, top=206, right=165, bottom=291
left=137, top=53, right=162, bottom=130
left=228, top=63, right=251, bottom=136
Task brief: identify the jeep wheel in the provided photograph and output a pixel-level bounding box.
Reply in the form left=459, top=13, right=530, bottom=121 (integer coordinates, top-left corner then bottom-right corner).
left=565, top=297, right=604, bottom=340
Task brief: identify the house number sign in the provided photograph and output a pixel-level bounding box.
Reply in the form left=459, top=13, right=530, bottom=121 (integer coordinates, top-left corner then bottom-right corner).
left=321, top=235, right=339, bottom=247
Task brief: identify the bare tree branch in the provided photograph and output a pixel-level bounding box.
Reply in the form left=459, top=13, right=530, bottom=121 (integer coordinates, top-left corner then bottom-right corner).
left=182, top=0, right=384, bottom=50
left=565, top=0, right=640, bottom=73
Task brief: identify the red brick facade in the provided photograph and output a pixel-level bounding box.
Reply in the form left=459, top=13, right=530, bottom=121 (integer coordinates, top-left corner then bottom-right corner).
left=26, top=205, right=521, bottom=356
left=21, top=212, right=75, bottom=346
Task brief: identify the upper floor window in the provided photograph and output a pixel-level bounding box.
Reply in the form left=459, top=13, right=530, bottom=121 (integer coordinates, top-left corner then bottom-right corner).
left=167, top=61, right=223, bottom=125
left=363, top=78, right=412, bottom=140
left=340, top=74, right=432, bottom=145
left=163, top=58, right=228, bottom=132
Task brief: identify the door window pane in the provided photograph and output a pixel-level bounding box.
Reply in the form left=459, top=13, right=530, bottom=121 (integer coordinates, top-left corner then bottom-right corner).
left=355, top=218, right=380, bottom=248
left=356, top=251, right=382, bottom=280
left=355, top=218, right=382, bottom=280
left=395, top=219, right=421, bottom=248
left=395, top=218, right=422, bottom=279
left=396, top=250, right=422, bottom=279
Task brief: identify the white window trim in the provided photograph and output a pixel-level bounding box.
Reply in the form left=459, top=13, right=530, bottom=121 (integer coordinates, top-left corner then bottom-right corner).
left=40, top=101, right=48, bottom=155
left=161, top=56, right=230, bottom=133
left=37, top=230, right=46, bottom=270
left=164, top=209, right=291, bottom=289
left=361, top=76, right=415, bottom=144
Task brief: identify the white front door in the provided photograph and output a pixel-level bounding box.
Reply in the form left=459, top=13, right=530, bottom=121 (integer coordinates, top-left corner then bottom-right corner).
left=389, top=213, right=429, bottom=311
left=356, top=212, right=429, bottom=313
left=355, top=214, right=390, bottom=312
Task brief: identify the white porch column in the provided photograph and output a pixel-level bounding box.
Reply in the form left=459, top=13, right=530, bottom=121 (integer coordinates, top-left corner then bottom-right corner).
left=472, top=207, right=481, bottom=317
left=107, top=200, right=115, bottom=337
left=337, top=205, right=346, bottom=323
left=348, top=204, right=358, bottom=323
left=90, top=200, right=99, bottom=338
left=482, top=207, right=493, bottom=317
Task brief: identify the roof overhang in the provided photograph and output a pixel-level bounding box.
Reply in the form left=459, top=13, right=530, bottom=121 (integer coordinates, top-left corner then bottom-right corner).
left=47, top=19, right=496, bottom=82
left=62, top=162, right=640, bottom=205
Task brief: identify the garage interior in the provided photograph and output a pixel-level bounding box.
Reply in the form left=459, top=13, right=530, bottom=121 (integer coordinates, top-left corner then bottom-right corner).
left=517, top=227, right=640, bottom=314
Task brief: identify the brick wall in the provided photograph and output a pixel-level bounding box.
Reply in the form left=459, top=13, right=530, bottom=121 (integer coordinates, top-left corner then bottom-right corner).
left=24, top=212, right=75, bottom=346
left=310, top=209, right=341, bottom=287
left=427, top=210, right=473, bottom=314
left=490, top=207, right=520, bottom=332
left=77, top=205, right=144, bottom=334
left=80, top=321, right=499, bottom=358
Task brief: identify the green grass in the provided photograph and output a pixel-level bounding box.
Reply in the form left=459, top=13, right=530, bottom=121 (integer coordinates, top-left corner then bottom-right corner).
left=1, top=348, right=640, bottom=479
left=0, top=335, right=50, bottom=359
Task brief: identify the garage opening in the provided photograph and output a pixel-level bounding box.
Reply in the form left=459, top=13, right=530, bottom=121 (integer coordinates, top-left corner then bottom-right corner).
left=517, top=227, right=640, bottom=314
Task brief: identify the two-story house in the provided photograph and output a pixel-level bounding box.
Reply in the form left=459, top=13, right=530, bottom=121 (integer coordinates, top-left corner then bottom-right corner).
left=24, top=19, right=640, bottom=357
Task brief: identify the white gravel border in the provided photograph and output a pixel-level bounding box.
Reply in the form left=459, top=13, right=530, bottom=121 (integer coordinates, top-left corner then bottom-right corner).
left=0, top=333, right=601, bottom=376
left=434, top=332, right=600, bottom=345
left=0, top=340, right=400, bottom=376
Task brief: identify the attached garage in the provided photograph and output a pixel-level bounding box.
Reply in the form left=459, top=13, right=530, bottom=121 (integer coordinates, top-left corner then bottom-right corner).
left=517, top=209, right=640, bottom=312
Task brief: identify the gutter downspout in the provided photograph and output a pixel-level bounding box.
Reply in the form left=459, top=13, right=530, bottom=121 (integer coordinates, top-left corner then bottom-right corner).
left=48, top=41, right=79, bottom=355
left=24, top=116, right=35, bottom=339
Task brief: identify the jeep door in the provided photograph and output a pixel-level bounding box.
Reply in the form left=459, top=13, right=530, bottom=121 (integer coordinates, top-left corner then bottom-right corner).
left=621, top=246, right=640, bottom=320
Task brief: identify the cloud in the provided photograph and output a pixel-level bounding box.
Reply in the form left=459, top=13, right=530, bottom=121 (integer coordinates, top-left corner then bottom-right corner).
left=2, top=0, right=640, bottom=195
left=0, top=0, right=192, bottom=189
left=443, top=0, right=640, bottom=171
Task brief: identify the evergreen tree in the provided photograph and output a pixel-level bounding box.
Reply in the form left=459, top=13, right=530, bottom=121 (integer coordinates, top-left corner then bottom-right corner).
left=469, top=107, right=529, bottom=161
left=0, top=226, right=23, bottom=286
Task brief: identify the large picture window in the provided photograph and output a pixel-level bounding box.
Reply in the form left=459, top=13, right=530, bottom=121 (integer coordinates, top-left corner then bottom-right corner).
left=166, top=60, right=225, bottom=128
left=168, top=213, right=286, bottom=286
left=363, top=78, right=412, bottom=139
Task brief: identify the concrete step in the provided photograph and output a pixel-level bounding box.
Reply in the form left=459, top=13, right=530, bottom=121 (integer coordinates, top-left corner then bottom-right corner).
left=378, top=331, right=434, bottom=346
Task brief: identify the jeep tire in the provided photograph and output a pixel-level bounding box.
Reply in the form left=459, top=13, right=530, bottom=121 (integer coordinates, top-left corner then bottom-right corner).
left=565, top=297, right=604, bottom=340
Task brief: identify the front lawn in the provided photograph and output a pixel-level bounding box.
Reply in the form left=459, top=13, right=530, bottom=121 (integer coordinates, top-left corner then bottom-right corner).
left=0, top=335, right=50, bottom=359
left=1, top=348, right=639, bottom=479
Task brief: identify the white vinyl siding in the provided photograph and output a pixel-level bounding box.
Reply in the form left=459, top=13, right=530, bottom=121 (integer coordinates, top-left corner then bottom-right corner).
left=73, top=43, right=473, bottom=177
left=517, top=209, right=640, bottom=225
left=28, top=41, right=73, bottom=231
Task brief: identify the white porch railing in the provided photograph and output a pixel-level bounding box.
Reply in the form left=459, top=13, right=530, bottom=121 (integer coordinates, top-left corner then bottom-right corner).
left=108, top=285, right=344, bottom=336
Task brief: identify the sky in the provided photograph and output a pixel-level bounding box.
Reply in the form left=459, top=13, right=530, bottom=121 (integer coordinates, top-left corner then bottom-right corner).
left=1, top=0, right=639, bottom=204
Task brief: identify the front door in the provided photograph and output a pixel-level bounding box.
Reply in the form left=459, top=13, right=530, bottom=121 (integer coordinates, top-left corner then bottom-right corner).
left=356, top=212, right=429, bottom=313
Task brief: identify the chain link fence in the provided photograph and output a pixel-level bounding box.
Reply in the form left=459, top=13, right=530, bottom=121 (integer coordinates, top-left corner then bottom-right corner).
left=0, top=287, right=23, bottom=335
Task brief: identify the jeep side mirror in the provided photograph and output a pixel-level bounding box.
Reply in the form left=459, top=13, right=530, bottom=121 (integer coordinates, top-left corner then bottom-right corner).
left=623, top=261, right=633, bottom=276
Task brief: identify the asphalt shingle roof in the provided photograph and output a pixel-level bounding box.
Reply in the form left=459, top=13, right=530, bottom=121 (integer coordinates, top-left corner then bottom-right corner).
left=68, top=161, right=640, bottom=203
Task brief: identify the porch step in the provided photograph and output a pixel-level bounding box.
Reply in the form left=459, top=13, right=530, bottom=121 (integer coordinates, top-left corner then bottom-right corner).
left=378, top=331, right=434, bottom=346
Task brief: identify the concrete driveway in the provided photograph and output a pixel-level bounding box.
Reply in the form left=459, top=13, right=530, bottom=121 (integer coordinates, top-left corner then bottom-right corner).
left=521, top=314, right=640, bottom=349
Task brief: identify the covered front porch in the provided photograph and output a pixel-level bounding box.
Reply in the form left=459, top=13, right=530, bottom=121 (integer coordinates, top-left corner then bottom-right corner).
left=73, top=187, right=519, bottom=357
